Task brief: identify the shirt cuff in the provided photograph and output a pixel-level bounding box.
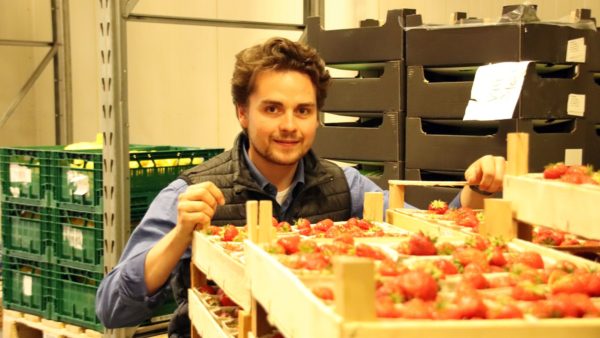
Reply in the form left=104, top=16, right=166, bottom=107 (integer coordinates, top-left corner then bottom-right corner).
left=449, top=191, right=462, bottom=209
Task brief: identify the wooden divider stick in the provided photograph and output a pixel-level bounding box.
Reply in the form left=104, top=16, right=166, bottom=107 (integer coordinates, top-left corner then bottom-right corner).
left=246, top=201, right=258, bottom=243
left=333, top=256, right=376, bottom=321
left=507, top=132, right=529, bottom=176
left=389, top=184, right=405, bottom=210
left=482, top=198, right=516, bottom=240
left=363, top=192, right=384, bottom=222
left=258, top=200, right=274, bottom=243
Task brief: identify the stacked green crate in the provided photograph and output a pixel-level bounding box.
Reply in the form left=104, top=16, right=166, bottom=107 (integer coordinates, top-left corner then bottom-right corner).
left=2, top=255, right=52, bottom=317
left=1, top=144, right=223, bottom=330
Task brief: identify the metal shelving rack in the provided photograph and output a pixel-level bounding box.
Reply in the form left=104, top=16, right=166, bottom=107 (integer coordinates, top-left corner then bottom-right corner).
left=99, top=1, right=322, bottom=337
left=0, top=0, right=73, bottom=145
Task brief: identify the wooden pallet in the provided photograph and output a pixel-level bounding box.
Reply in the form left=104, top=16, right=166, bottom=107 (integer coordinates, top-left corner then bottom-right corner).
left=2, top=310, right=102, bottom=338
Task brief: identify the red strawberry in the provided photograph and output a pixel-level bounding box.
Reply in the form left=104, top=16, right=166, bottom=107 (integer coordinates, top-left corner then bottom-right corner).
left=486, top=302, right=523, bottom=319
left=205, top=225, right=222, bottom=236
left=277, top=235, right=301, bottom=255
left=356, top=243, right=388, bottom=260
left=512, top=281, right=547, bottom=301
left=395, top=270, right=439, bottom=301
left=312, top=286, right=334, bottom=300
left=452, top=247, right=489, bottom=271
left=550, top=273, right=586, bottom=295
left=428, top=200, right=448, bottom=215
left=453, top=287, right=487, bottom=319
left=301, top=252, right=331, bottom=271
left=217, top=289, right=238, bottom=307
left=461, top=271, right=490, bottom=289
left=222, top=225, right=239, bottom=242
left=435, top=242, right=457, bottom=255
left=333, top=234, right=354, bottom=246
left=356, top=219, right=372, bottom=231
left=378, top=259, right=406, bottom=277
left=512, top=251, right=544, bottom=269
left=198, top=285, right=216, bottom=295
left=407, top=232, right=437, bottom=256
left=314, top=218, right=334, bottom=233
left=488, top=246, right=507, bottom=267
left=376, top=297, right=402, bottom=318
left=543, top=162, right=568, bottom=179
left=400, top=298, right=434, bottom=319
left=295, top=218, right=312, bottom=236
left=433, top=259, right=459, bottom=275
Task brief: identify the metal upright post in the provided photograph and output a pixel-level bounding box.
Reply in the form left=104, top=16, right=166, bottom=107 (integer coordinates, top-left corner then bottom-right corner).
left=51, top=0, right=73, bottom=144
left=98, top=0, right=132, bottom=337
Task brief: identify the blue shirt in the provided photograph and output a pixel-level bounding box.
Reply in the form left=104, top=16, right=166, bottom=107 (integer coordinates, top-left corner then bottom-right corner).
left=95, top=152, right=461, bottom=328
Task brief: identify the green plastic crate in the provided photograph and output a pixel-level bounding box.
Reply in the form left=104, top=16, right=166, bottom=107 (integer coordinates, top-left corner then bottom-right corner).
left=1, top=202, right=53, bottom=261
left=50, top=146, right=223, bottom=215
left=51, top=208, right=103, bottom=272
left=50, top=265, right=104, bottom=331
left=2, top=255, right=51, bottom=317
left=0, top=146, right=60, bottom=205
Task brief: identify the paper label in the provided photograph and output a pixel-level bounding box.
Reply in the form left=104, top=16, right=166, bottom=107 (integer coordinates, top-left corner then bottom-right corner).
left=10, top=186, right=20, bottom=198
left=23, top=275, right=33, bottom=297
left=566, top=38, right=586, bottom=63
left=67, top=170, right=90, bottom=196
left=565, top=149, right=583, bottom=166
left=567, top=93, right=586, bottom=117
left=63, top=226, right=84, bottom=250
left=10, top=164, right=32, bottom=183
left=464, top=61, right=529, bottom=121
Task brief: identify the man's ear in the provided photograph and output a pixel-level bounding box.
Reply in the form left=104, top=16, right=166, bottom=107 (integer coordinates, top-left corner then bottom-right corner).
left=237, top=105, right=249, bottom=129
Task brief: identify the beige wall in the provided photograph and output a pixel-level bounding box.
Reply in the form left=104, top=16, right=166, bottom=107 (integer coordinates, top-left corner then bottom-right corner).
left=1, top=0, right=599, bottom=148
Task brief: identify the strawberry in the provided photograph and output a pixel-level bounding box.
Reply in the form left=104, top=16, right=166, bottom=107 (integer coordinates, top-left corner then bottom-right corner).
left=512, top=281, right=547, bottom=301
left=407, top=232, right=437, bottom=256
left=376, top=297, right=402, bottom=318
left=205, top=225, right=222, bottom=236
left=428, top=200, right=448, bottom=215
left=512, top=251, right=544, bottom=269
left=400, top=299, right=434, bottom=319
left=276, top=221, right=291, bottom=232
left=298, top=239, right=319, bottom=254
left=433, top=259, right=459, bottom=275
left=355, top=243, right=388, bottom=260
left=222, top=225, right=239, bottom=242
left=314, top=218, right=334, bottom=233
left=435, top=241, right=457, bottom=255
left=395, top=270, right=439, bottom=301
left=433, top=301, right=463, bottom=320
left=543, top=162, right=568, bottom=179
left=312, top=286, right=334, bottom=300
left=452, top=247, right=489, bottom=271
left=461, top=271, right=490, bottom=289
left=586, top=271, right=600, bottom=297
left=277, top=235, right=301, bottom=255
left=486, top=302, right=523, bottom=319
left=550, top=273, right=586, bottom=295
left=533, top=227, right=565, bottom=246
left=301, top=252, right=331, bottom=271
left=272, top=217, right=278, bottom=227
left=333, top=234, right=354, bottom=246
left=356, top=219, right=372, bottom=230
left=453, top=286, right=487, bottom=319
left=487, top=246, right=507, bottom=267
left=198, top=285, right=216, bottom=295
left=295, top=218, right=312, bottom=236
left=378, top=259, right=406, bottom=277
left=217, top=289, right=238, bottom=307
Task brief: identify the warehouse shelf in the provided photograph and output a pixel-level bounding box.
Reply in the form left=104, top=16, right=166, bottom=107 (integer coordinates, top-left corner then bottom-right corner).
left=405, top=117, right=588, bottom=172
left=324, top=61, right=405, bottom=112
left=313, top=111, right=404, bottom=162
left=407, top=63, right=596, bottom=120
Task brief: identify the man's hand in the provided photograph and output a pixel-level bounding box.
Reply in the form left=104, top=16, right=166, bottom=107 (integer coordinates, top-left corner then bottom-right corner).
left=461, top=155, right=506, bottom=208
left=176, top=182, right=225, bottom=239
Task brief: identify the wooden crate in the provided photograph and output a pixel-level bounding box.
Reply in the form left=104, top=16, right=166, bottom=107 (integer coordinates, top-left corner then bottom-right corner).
left=245, top=235, right=600, bottom=338
left=191, top=231, right=250, bottom=311
left=504, top=174, right=600, bottom=240
left=188, top=289, right=234, bottom=338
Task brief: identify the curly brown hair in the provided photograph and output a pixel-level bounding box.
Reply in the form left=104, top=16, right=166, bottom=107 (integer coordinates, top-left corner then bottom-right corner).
left=231, top=37, right=330, bottom=110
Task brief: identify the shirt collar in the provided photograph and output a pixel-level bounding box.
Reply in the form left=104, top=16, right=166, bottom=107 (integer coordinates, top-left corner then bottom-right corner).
left=241, top=138, right=305, bottom=197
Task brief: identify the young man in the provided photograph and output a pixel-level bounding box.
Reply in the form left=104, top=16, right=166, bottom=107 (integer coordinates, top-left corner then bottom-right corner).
left=95, top=37, right=504, bottom=336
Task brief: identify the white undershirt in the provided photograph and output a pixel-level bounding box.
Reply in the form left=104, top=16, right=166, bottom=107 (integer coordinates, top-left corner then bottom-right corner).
left=275, top=186, right=292, bottom=206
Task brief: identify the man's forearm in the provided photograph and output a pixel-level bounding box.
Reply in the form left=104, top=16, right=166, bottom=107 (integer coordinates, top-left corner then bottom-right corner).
left=144, top=227, right=191, bottom=295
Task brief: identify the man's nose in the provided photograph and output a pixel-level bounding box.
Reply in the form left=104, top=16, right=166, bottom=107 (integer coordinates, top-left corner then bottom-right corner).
left=279, top=110, right=297, bottom=131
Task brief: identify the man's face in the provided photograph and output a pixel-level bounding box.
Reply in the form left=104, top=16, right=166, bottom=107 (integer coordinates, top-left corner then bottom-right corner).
left=237, top=69, right=318, bottom=168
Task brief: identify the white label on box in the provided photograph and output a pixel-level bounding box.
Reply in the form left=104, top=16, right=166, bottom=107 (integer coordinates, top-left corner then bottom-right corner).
left=567, top=93, right=586, bottom=117
left=67, top=170, right=90, bottom=196
left=10, top=163, right=32, bottom=183
left=566, top=38, right=586, bottom=63
left=23, top=275, right=33, bottom=297
left=565, top=149, right=583, bottom=166
left=464, top=61, right=529, bottom=121
left=10, top=186, right=20, bottom=197
left=63, top=226, right=84, bottom=250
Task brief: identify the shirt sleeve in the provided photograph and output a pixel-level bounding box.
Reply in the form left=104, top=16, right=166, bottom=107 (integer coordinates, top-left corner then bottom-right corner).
left=95, top=179, right=189, bottom=328
left=343, top=167, right=418, bottom=218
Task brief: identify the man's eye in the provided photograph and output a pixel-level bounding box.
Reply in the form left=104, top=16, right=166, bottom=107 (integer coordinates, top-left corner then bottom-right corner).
left=298, top=107, right=312, bottom=115
left=265, top=106, right=278, bottom=113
